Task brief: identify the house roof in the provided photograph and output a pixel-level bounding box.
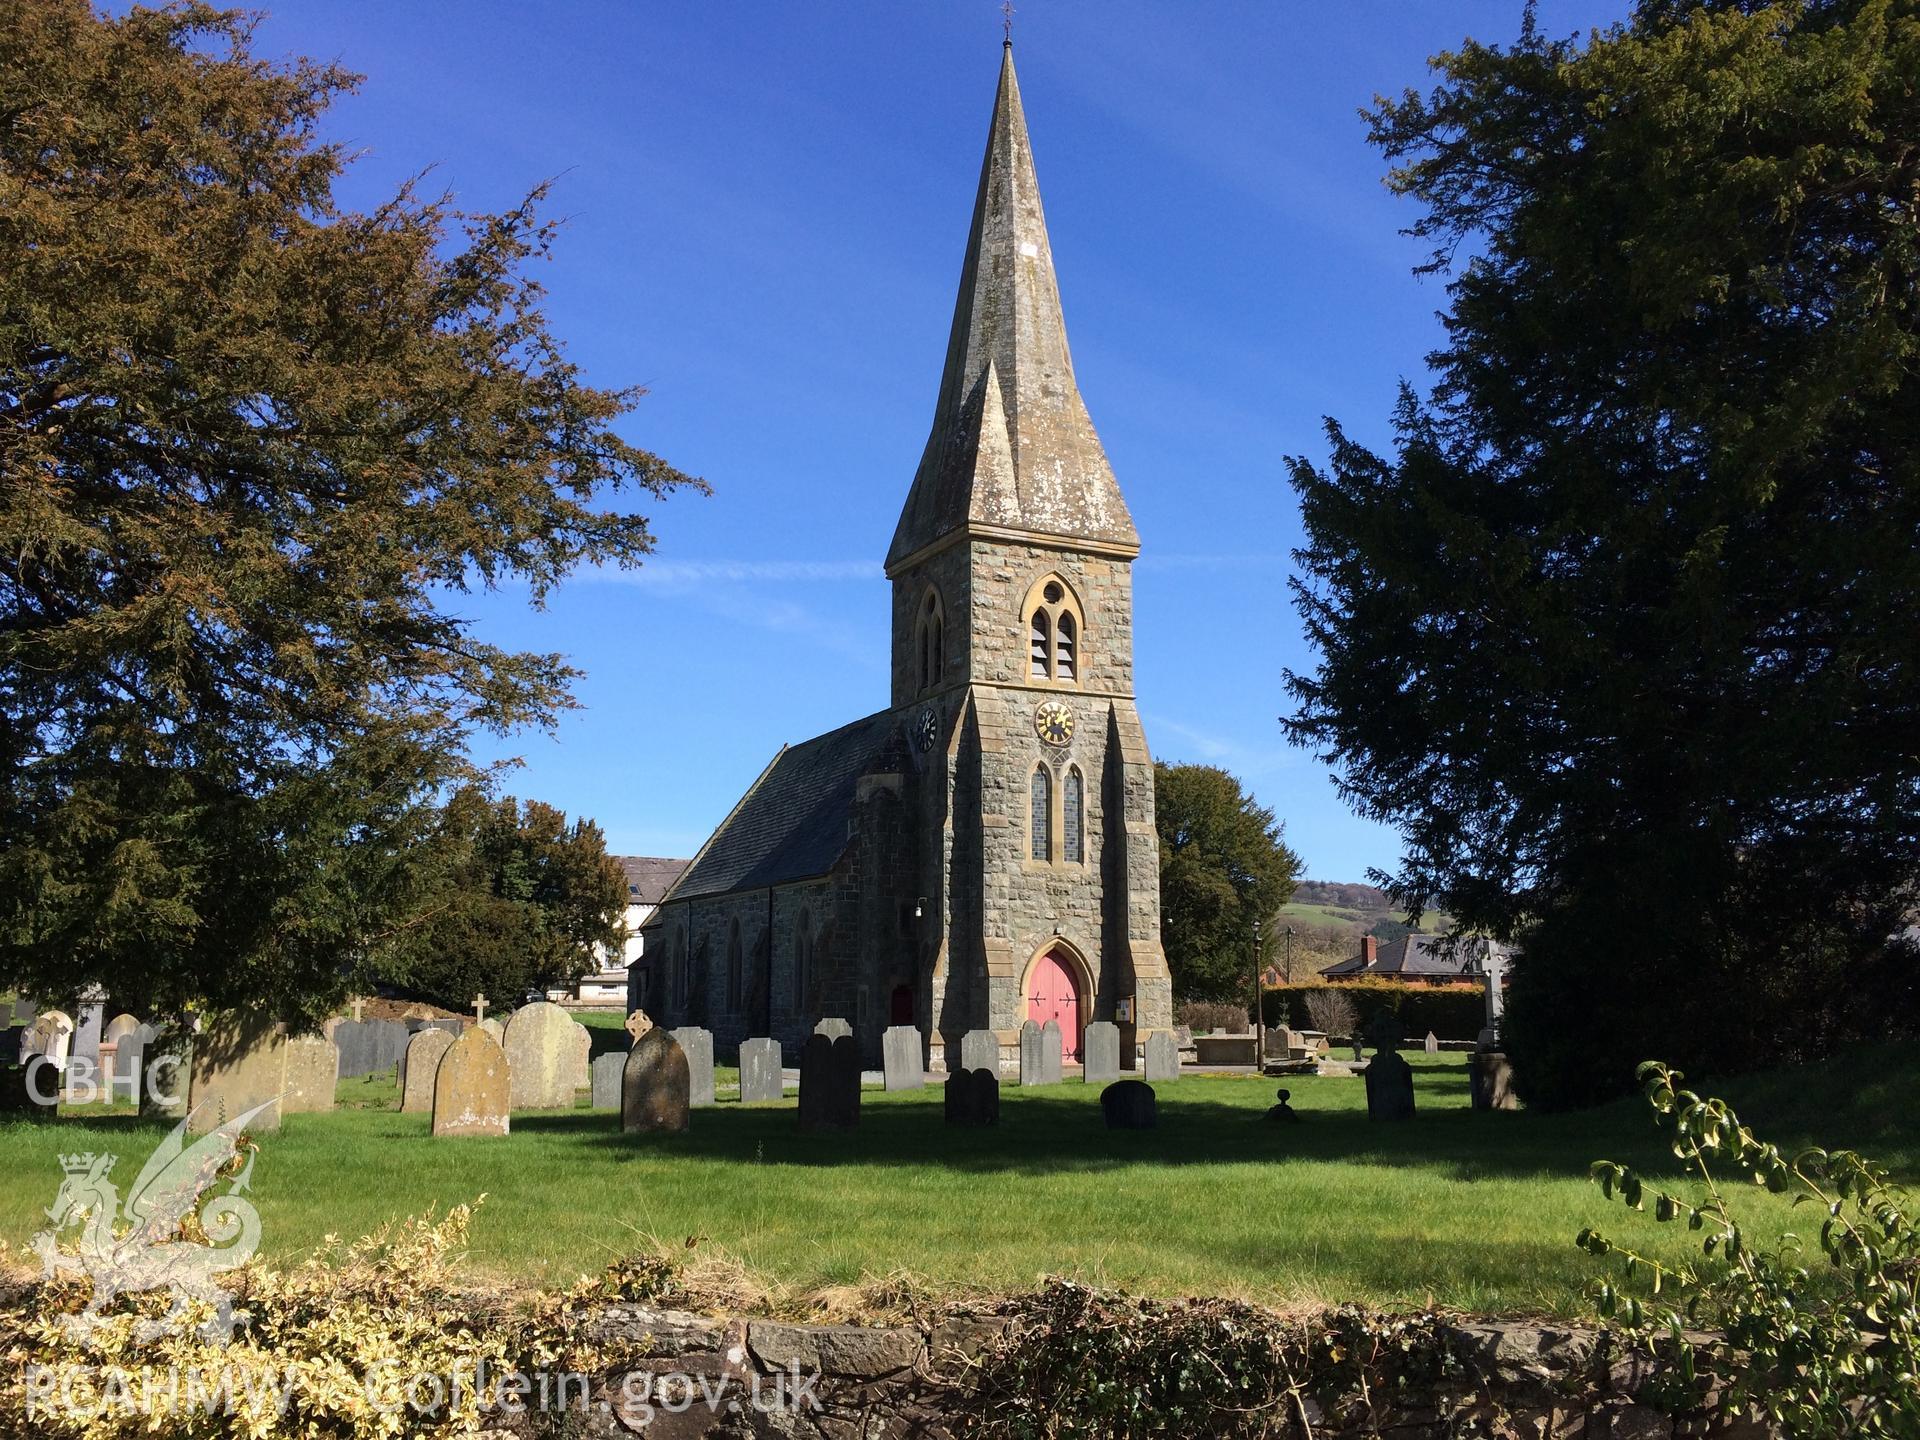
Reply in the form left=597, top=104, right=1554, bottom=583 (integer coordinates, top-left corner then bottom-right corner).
left=618, top=857, right=690, bottom=906
left=1320, top=935, right=1515, bottom=980
left=662, top=709, right=905, bottom=904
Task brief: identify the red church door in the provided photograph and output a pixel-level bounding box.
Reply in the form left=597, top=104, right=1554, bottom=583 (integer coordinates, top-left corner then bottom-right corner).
left=1026, top=950, right=1082, bottom=1061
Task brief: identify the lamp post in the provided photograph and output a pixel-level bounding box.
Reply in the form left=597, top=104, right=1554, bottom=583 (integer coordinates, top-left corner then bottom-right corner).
left=1285, top=926, right=1295, bottom=983
left=1251, top=916, right=1265, bottom=1064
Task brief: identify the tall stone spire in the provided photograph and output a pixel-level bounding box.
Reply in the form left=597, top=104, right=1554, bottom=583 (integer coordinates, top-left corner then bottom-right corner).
left=886, top=44, right=1138, bottom=575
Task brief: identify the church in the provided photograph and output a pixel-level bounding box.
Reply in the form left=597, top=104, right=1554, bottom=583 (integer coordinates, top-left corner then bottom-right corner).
left=633, top=44, right=1172, bottom=1070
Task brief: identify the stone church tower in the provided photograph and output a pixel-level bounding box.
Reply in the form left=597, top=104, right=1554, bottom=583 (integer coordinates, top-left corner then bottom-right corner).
left=635, top=44, right=1171, bottom=1069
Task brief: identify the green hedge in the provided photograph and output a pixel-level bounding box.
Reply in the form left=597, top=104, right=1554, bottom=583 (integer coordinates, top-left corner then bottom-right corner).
left=1260, top=981, right=1487, bottom=1042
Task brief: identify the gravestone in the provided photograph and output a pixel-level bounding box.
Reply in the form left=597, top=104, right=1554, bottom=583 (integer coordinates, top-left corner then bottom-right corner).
left=1082, top=1021, right=1121, bottom=1085
left=621, top=1028, right=690, bottom=1134
left=1365, top=1048, right=1416, bottom=1122
left=0, top=1058, right=60, bottom=1121
left=283, top=1034, right=339, bottom=1114
left=70, top=997, right=105, bottom=1076
left=881, top=1026, right=924, bottom=1091
left=432, top=1028, right=510, bottom=1138
left=624, top=1009, right=655, bottom=1045
left=107, top=1024, right=148, bottom=1102
left=333, top=1019, right=409, bottom=1080
left=27, top=1010, right=73, bottom=1070
left=1470, top=1051, right=1518, bottom=1111
left=1423, top=1031, right=1440, bottom=1056
left=1101, top=1079, right=1157, bottom=1130
left=140, top=1025, right=190, bottom=1118
left=102, top=1013, right=141, bottom=1049
left=480, top=1018, right=505, bottom=1044
left=503, top=1001, right=577, bottom=1110
left=400, top=1028, right=455, bottom=1113
left=670, top=1026, right=716, bottom=1108
left=590, top=1052, right=625, bottom=1110
left=959, top=1029, right=999, bottom=1075
left=1018, top=1019, right=1062, bottom=1086
left=943, top=1067, right=999, bottom=1127
left=1, top=1027, right=24, bottom=1067
left=739, top=1037, right=784, bottom=1103
left=1352, top=1040, right=1365, bottom=1063
left=186, top=1014, right=288, bottom=1134
left=798, top=1033, right=859, bottom=1131
left=1364, top=1011, right=1405, bottom=1052
left=813, top=1017, right=853, bottom=1042
left=1142, top=1030, right=1179, bottom=1082
left=569, top=1022, right=593, bottom=1096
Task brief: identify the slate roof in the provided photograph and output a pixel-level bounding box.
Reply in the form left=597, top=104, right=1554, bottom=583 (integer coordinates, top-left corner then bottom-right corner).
left=1320, top=935, right=1515, bottom=980
left=618, top=857, right=690, bottom=906
left=886, top=44, right=1137, bottom=573
left=663, top=709, right=905, bottom=903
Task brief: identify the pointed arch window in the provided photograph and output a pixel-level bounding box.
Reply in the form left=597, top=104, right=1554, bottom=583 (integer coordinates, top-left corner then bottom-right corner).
left=1029, top=609, right=1052, bottom=678
left=1064, top=766, right=1085, bottom=864
left=1030, top=765, right=1053, bottom=861
left=1023, top=575, right=1084, bottom=686
left=726, top=919, right=743, bottom=1013
left=916, top=588, right=946, bottom=693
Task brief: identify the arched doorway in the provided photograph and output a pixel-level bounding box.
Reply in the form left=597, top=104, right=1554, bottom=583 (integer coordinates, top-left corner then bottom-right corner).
left=1025, top=948, right=1083, bottom=1061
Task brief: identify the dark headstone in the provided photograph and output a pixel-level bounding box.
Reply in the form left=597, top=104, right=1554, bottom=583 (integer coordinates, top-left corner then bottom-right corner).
left=739, top=1037, right=783, bottom=1103
left=943, top=1067, right=999, bottom=1127
left=333, top=1019, right=410, bottom=1080
left=1082, top=1021, right=1121, bottom=1085
left=881, top=1025, right=923, bottom=1091
left=1264, top=1087, right=1301, bottom=1123
left=1363, top=1011, right=1405, bottom=1052
left=0, top=1027, right=23, bottom=1067
left=0, top=1059, right=59, bottom=1121
left=70, top=999, right=105, bottom=1073
left=670, top=1026, right=716, bottom=1108
left=1101, top=1079, right=1157, bottom=1130
left=1365, top=1048, right=1416, bottom=1122
left=1470, top=1051, right=1518, bottom=1111
left=798, top=1033, right=859, bottom=1131
left=622, top=1028, right=691, bottom=1134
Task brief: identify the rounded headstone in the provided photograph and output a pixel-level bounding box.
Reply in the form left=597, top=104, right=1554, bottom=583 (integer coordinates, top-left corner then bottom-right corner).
left=1101, top=1079, right=1157, bottom=1130
left=283, top=1033, right=340, bottom=1114
left=401, top=1028, right=455, bottom=1113
left=622, top=1028, right=691, bottom=1134
left=432, top=1028, right=511, bottom=1138
left=503, top=1001, right=577, bottom=1110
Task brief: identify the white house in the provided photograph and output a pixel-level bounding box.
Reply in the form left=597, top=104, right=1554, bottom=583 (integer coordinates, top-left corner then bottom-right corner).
left=547, top=856, right=690, bottom=1008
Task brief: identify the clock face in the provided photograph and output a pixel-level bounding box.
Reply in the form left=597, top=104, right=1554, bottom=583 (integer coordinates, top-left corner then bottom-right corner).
left=1034, top=701, right=1074, bottom=747
left=914, top=707, right=939, bottom=753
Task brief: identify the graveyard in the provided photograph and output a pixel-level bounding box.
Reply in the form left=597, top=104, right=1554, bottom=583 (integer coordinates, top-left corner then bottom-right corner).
left=3, top=1028, right=1914, bottom=1318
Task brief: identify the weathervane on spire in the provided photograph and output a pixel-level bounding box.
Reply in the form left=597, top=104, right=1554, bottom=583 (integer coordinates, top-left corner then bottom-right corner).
left=1001, top=0, right=1015, bottom=45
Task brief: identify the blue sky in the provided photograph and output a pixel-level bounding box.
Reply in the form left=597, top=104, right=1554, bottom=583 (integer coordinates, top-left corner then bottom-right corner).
left=245, top=1, right=1624, bottom=880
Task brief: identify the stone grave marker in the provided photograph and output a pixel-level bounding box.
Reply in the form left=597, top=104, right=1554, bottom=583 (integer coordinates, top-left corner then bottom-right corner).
left=670, top=1026, right=715, bottom=1108
left=959, top=1029, right=999, bottom=1075
left=1470, top=1051, right=1518, bottom=1111
left=1082, top=1021, right=1120, bottom=1085
left=622, top=1028, right=690, bottom=1134
left=401, top=1028, right=456, bottom=1113
left=186, top=1014, right=288, bottom=1134
left=1424, top=1031, right=1440, bottom=1056
left=590, top=1052, right=625, bottom=1110
left=109, top=1024, right=149, bottom=1103
left=1017, top=1020, right=1055, bottom=1086
left=27, top=1010, right=73, bottom=1070
left=813, top=1017, right=853, bottom=1041
left=283, top=1034, right=339, bottom=1114
left=881, top=1026, right=924, bottom=1091
left=503, top=1001, right=577, bottom=1110
left=1, top=1027, right=23, bottom=1067
left=739, top=1037, right=783, bottom=1103
left=1365, top=1048, right=1416, bottom=1122
left=0, top=1057, right=60, bottom=1121
left=943, top=1067, right=999, bottom=1127
left=624, top=1009, right=655, bottom=1045
left=798, top=1033, right=859, bottom=1131
left=1142, top=1030, right=1179, bottom=1081
left=480, top=1018, right=505, bottom=1044
left=1101, top=1079, right=1157, bottom=1130
left=70, top=997, right=105, bottom=1077
left=569, top=1022, right=593, bottom=1096
left=432, top=1028, right=510, bottom=1138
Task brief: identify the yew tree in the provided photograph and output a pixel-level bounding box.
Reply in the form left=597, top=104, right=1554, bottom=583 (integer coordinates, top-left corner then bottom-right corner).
left=1154, top=763, right=1302, bottom=1003
left=1285, top=0, right=1919, bottom=1106
left=0, top=2, right=698, bottom=1022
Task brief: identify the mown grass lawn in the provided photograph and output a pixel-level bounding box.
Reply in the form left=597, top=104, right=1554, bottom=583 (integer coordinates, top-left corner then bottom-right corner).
left=3, top=1048, right=1913, bottom=1317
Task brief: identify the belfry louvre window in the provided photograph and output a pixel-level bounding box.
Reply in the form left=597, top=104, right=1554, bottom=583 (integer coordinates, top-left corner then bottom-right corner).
left=1030, top=766, right=1052, bottom=861
left=1064, top=767, right=1085, bottom=863
left=918, top=589, right=945, bottom=692
left=1030, top=609, right=1052, bottom=678
left=1024, top=575, right=1084, bottom=685
left=1056, top=612, right=1076, bottom=680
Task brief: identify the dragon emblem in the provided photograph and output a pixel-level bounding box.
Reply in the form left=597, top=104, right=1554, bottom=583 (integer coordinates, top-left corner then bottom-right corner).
left=32, top=1100, right=274, bottom=1342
